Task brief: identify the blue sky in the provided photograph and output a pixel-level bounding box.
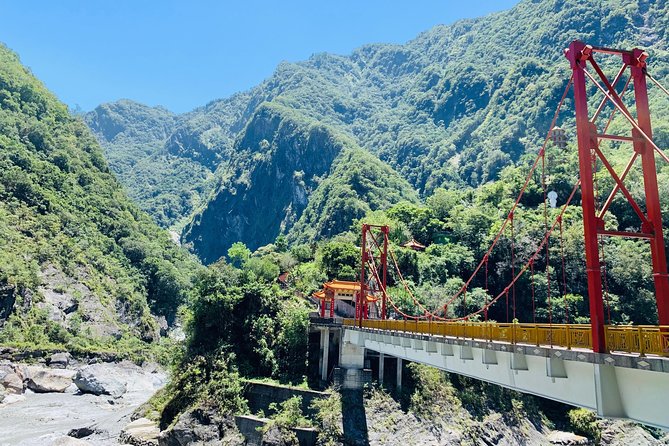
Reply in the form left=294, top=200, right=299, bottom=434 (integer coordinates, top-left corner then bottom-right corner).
left=2, top=1, right=519, bottom=113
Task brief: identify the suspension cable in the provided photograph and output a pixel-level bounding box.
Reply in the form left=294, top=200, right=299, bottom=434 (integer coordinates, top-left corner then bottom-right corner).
left=646, top=71, right=669, bottom=98
left=559, top=216, right=569, bottom=323
left=542, top=148, right=553, bottom=326
left=445, top=179, right=581, bottom=322
left=530, top=258, right=536, bottom=323
left=422, top=75, right=575, bottom=316
left=510, top=211, right=516, bottom=321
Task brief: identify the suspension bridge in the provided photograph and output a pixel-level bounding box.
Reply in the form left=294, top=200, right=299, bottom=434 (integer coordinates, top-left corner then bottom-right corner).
left=311, top=41, right=669, bottom=430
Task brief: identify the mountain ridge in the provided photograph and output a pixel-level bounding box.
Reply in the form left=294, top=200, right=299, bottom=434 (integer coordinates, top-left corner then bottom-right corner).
left=86, top=0, right=669, bottom=263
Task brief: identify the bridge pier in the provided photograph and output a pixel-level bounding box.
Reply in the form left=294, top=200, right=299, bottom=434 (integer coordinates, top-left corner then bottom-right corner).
left=331, top=328, right=371, bottom=389
left=320, top=327, right=330, bottom=382
left=378, top=353, right=384, bottom=384
left=396, top=357, right=402, bottom=392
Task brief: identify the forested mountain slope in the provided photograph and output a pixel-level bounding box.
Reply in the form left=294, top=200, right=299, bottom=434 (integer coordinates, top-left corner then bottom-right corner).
left=88, top=0, right=669, bottom=263
left=0, top=44, right=198, bottom=353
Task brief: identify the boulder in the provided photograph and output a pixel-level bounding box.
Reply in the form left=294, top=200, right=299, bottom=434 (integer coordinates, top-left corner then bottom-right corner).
left=0, top=361, right=25, bottom=382
left=48, top=352, right=70, bottom=369
left=547, top=431, right=589, bottom=445
left=68, top=426, right=99, bottom=439
left=120, top=418, right=160, bottom=446
left=1, top=372, right=24, bottom=394
left=27, top=368, right=76, bottom=393
left=74, top=364, right=127, bottom=398
left=159, top=407, right=244, bottom=446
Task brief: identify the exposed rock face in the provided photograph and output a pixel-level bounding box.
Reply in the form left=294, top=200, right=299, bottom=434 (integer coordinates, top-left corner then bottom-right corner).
left=26, top=369, right=75, bottom=393
left=74, top=364, right=127, bottom=398
left=1, top=372, right=25, bottom=394
left=547, top=431, right=589, bottom=445
left=48, top=352, right=70, bottom=369
left=183, top=105, right=345, bottom=262
left=0, top=281, right=16, bottom=323
left=158, top=406, right=245, bottom=446
left=120, top=418, right=160, bottom=446
left=261, top=425, right=299, bottom=446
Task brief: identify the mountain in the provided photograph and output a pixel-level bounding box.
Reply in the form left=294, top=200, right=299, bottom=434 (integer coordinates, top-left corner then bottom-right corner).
left=87, top=0, right=669, bottom=264
left=182, top=103, right=419, bottom=261
left=0, top=44, right=198, bottom=352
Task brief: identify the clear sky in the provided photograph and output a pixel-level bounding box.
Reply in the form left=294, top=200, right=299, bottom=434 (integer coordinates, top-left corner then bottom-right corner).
left=2, top=0, right=520, bottom=113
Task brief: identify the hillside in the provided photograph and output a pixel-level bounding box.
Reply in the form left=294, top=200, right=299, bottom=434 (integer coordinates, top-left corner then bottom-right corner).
left=87, top=0, right=669, bottom=264
left=0, top=44, right=198, bottom=354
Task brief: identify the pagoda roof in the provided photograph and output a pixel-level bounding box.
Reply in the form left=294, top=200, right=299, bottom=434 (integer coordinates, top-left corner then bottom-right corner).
left=323, top=280, right=361, bottom=291
left=402, top=238, right=426, bottom=250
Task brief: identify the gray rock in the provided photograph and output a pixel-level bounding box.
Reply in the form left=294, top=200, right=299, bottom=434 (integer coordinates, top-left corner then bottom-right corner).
left=67, top=426, right=100, bottom=438
left=49, top=352, right=70, bottom=369
left=27, top=368, right=76, bottom=393
left=0, top=361, right=25, bottom=382
left=0, top=386, right=5, bottom=403
left=261, top=425, right=299, bottom=446
left=548, top=431, right=589, bottom=445
left=120, top=418, right=160, bottom=446
left=74, top=364, right=127, bottom=398
left=1, top=372, right=24, bottom=394
left=159, top=407, right=244, bottom=446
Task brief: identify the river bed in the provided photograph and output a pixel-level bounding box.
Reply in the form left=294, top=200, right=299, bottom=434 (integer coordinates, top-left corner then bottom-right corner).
left=0, top=361, right=165, bottom=446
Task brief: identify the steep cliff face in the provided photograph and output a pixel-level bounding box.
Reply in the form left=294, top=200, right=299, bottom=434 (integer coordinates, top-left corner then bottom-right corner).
left=0, top=44, right=197, bottom=347
left=182, top=104, right=347, bottom=262
left=290, top=148, right=419, bottom=243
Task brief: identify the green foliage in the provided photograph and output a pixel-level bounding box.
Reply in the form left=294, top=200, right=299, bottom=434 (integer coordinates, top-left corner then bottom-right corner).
left=567, top=408, right=601, bottom=442
left=228, top=242, right=251, bottom=267
left=0, top=43, right=199, bottom=352
left=407, top=363, right=458, bottom=419
left=186, top=259, right=309, bottom=381
left=318, top=239, right=359, bottom=280
left=158, top=353, right=247, bottom=429
left=310, top=391, right=343, bottom=445
left=267, top=396, right=313, bottom=430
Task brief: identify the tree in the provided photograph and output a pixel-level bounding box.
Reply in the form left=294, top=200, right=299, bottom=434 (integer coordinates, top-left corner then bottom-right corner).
left=319, top=240, right=359, bottom=281
left=228, top=242, right=251, bottom=267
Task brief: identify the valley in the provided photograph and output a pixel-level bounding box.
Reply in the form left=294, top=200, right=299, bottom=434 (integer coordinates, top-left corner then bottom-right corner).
left=2, top=0, right=669, bottom=444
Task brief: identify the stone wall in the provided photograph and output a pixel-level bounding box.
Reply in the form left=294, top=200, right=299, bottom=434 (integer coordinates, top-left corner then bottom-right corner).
left=243, top=381, right=327, bottom=418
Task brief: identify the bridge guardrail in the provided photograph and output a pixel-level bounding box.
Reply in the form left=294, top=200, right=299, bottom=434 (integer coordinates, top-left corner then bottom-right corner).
left=343, top=319, right=669, bottom=356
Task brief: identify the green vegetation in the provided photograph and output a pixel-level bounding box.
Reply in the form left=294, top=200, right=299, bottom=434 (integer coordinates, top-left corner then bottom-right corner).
left=568, top=408, right=601, bottom=442
left=86, top=0, right=669, bottom=266
left=156, top=244, right=313, bottom=425
left=0, top=43, right=199, bottom=357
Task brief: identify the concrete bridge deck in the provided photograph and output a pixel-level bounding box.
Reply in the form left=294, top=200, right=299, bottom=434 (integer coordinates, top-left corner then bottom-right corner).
left=322, top=320, right=669, bottom=430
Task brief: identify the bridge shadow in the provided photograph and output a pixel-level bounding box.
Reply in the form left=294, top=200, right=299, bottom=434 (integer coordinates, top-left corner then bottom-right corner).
left=341, top=389, right=369, bottom=446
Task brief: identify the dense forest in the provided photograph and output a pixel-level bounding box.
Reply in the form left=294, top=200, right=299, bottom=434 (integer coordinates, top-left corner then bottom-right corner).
left=0, top=43, right=200, bottom=358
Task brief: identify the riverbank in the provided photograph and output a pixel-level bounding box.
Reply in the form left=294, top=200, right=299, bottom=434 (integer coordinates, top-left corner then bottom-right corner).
left=0, top=359, right=165, bottom=445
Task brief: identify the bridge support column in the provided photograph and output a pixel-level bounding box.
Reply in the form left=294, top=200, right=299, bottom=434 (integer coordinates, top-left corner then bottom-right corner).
left=396, top=357, right=403, bottom=391
left=320, top=327, right=330, bottom=382
left=379, top=353, right=385, bottom=384
left=594, top=364, right=624, bottom=418
left=336, top=331, right=370, bottom=389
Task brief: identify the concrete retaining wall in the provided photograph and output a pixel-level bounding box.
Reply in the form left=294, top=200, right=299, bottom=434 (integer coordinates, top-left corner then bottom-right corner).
left=243, top=381, right=327, bottom=417
left=235, top=415, right=318, bottom=446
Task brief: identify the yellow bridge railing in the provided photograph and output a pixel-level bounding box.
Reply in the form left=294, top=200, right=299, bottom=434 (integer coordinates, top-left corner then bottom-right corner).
left=342, top=319, right=669, bottom=357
